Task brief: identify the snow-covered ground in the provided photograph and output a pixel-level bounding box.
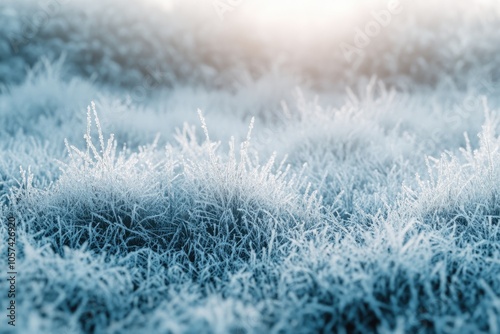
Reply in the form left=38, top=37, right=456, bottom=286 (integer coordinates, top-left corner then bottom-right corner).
left=1, top=0, right=500, bottom=333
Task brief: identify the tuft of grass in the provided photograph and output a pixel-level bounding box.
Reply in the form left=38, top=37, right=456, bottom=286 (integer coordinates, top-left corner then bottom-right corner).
left=13, top=105, right=321, bottom=275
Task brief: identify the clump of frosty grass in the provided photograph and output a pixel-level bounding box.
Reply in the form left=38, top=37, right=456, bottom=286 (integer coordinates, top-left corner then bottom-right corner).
left=13, top=103, right=321, bottom=269
left=4, top=98, right=500, bottom=333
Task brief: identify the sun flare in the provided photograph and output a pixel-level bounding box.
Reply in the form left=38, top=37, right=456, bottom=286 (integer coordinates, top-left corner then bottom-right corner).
left=247, top=0, right=365, bottom=23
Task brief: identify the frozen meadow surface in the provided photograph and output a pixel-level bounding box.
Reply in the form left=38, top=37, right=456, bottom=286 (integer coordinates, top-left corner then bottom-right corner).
left=1, top=0, right=500, bottom=333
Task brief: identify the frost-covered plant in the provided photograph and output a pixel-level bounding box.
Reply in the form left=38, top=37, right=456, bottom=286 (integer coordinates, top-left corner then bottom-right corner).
left=407, top=99, right=500, bottom=244
left=14, top=105, right=320, bottom=277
